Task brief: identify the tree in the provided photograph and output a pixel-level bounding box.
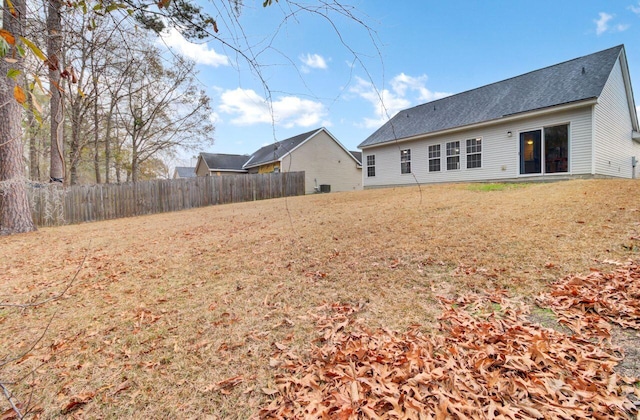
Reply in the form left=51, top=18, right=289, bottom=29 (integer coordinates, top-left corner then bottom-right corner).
left=47, top=0, right=64, bottom=183
left=0, top=0, right=38, bottom=235
left=0, top=0, right=379, bottom=235
left=116, top=43, right=213, bottom=182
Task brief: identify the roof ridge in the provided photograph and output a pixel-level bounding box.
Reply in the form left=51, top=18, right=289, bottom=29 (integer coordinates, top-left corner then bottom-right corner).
left=403, top=45, right=624, bottom=113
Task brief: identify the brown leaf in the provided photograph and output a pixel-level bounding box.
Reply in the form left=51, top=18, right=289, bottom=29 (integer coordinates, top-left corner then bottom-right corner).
left=112, top=380, right=132, bottom=396
left=215, top=375, right=243, bottom=390
left=61, top=391, right=95, bottom=414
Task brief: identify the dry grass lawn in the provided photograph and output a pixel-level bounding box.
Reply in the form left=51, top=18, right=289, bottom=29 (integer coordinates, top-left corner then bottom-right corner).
left=1, top=179, right=640, bottom=418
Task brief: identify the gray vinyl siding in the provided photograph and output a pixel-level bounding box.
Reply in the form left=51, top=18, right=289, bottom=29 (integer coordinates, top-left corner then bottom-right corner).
left=594, top=57, right=640, bottom=178
left=362, top=106, right=593, bottom=187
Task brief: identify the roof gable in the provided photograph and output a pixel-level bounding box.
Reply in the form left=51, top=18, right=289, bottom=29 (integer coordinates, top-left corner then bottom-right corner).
left=359, top=45, right=624, bottom=148
left=243, top=128, right=322, bottom=169
left=349, top=151, right=362, bottom=165
left=199, top=153, right=249, bottom=171
left=174, top=166, right=196, bottom=178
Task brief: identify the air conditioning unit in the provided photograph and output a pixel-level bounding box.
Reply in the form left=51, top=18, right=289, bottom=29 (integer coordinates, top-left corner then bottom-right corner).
left=319, top=184, right=331, bottom=193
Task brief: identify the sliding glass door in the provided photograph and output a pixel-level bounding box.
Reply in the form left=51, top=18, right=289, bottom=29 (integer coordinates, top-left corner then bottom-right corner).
left=520, top=124, right=568, bottom=175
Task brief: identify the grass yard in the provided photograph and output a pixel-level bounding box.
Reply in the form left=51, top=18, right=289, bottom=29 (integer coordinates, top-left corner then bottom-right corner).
left=1, top=179, right=640, bottom=418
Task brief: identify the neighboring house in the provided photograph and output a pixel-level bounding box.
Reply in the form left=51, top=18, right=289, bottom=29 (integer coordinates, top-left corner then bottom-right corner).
left=242, top=128, right=362, bottom=193
left=359, top=45, right=640, bottom=188
left=195, top=153, right=249, bottom=176
left=349, top=151, right=363, bottom=166
left=173, top=166, right=196, bottom=179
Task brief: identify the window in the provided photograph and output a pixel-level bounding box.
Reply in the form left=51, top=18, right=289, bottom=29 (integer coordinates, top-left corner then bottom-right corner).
left=400, top=149, right=411, bottom=174
left=367, top=155, right=376, bottom=177
left=544, top=125, right=568, bottom=173
left=466, top=138, right=482, bottom=169
left=428, top=145, right=441, bottom=172
left=446, top=141, right=460, bottom=170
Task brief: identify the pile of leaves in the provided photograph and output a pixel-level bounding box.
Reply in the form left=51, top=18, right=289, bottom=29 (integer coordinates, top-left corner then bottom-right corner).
left=259, top=289, right=639, bottom=418
left=537, top=261, right=640, bottom=340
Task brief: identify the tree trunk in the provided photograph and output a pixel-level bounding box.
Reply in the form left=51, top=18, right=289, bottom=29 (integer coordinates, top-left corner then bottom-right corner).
left=48, top=0, right=65, bottom=184
left=104, top=99, right=115, bottom=184
left=27, top=80, right=40, bottom=181
left=0, top=0, right=37, bottom=235
left=93, top=77, right=101, bottom=184
left=69, top=100, right=82, bottom=185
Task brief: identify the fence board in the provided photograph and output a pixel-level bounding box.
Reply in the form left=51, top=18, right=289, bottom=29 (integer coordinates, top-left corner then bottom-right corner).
left=27, top=172, right=305, bottom=227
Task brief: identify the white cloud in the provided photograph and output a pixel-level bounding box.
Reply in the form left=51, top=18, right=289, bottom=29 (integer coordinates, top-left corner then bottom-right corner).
left=218, top=88, right=327, bottom=128
left=161, top=28, right=229, bottom=67
left=350, top=74, right=451, bottom=129
left=630, top=2, right=640, bottom=15
left=594, top=12, right=629, bottom=35
left=300, top=53, right=328, bottom=69
left=300, top=53, right=328, bottom=73
left=595, top=12, right=613, bottom=35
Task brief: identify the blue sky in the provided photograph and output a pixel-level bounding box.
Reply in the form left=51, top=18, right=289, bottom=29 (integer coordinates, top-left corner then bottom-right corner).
left=160, top=1, right=640, bottom=164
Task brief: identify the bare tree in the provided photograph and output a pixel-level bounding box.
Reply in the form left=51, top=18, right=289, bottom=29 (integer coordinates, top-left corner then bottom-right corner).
left=47, top=0, right=64, bottom=184
left=116, top=43, right=214, bottom=182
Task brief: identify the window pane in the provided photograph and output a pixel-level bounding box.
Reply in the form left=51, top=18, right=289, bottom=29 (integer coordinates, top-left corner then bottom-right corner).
left=467, top=154, right=481, bottom=169
left=401, top=149, right=411, bottom=173
left=520, top=130, right=542, bottom=174
left=429, top=145, right=440, bottom=158
left=447, top=156, right=460, bottom=170
left=446, top=141, right=460, bottom=156
left=544, top=125, right=568, bottom=173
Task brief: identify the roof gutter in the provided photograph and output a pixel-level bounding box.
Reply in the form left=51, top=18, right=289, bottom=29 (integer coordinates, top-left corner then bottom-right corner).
left=633, top=131, right=640, bottom=144
left=359, top=98, right=598, bottom=149
left=243, top=158, right=280, bottom=170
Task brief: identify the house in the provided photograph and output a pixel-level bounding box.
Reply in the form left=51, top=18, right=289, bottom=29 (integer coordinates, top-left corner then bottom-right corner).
left=195, top=153, right=249, bottom=176
left=172, top=166, right=196, bottom=179
left=349, top=151, right=363, bottom=166
left=358, top=45, right=640, bottom=188
left=198, top=128, right=362, bottom=194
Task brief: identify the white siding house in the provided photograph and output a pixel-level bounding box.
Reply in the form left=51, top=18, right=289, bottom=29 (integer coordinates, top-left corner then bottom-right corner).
left=359, top=45, right=640, bottom=188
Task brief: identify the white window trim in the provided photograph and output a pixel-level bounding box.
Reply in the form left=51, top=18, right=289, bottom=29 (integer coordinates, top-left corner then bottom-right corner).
left=400, top=149, right=411, bottom=175
left=446, top=141, right=461, bottom=171
left=428, top=144, right=441, bottom=172
left=516, top=122, right=571, bottom=177
left=466, top=137, right=482, bottom=169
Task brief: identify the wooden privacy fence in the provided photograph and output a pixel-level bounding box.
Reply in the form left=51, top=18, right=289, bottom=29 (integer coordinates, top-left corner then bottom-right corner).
left=27, top=172, right=305, bottom=227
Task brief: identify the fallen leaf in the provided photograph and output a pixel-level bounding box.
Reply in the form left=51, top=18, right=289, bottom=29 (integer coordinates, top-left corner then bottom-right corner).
left=61, top=391, right=95, bottom=414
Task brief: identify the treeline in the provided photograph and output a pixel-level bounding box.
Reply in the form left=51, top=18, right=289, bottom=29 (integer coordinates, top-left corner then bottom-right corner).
left=21, top=2, right=215, bottom=185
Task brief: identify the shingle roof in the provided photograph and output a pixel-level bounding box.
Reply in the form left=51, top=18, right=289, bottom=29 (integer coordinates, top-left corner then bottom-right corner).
left=174, top=166, right=196, bottom=178
left=349, top=151, right=362, bottom=165
left=359, top=45, right=624, bottom=148
left=243, top=128, right=322, bottom=169
left=200, top=153, right=249, bottom=171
